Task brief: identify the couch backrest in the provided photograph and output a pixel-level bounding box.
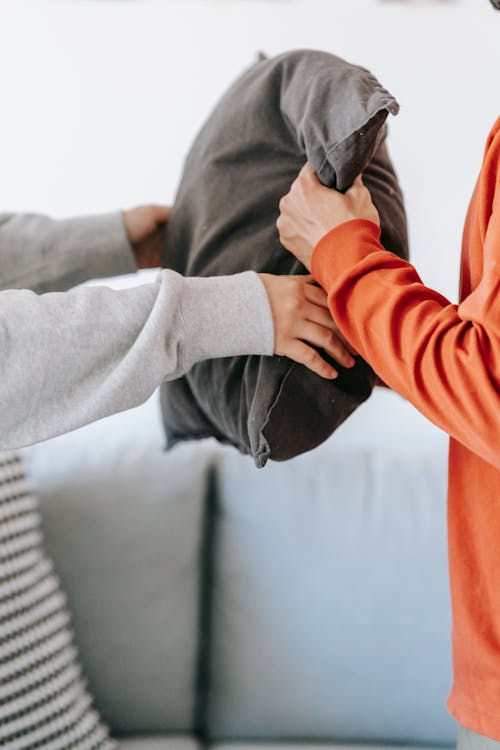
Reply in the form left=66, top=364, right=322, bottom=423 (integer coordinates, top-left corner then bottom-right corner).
left=206, top=389, right=455, bottom=746
left=26, top=399, right=213, bottom=736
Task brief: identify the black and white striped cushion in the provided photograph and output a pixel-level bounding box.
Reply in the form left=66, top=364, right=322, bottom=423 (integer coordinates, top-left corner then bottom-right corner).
left=0, top=451, right=116, bottom=750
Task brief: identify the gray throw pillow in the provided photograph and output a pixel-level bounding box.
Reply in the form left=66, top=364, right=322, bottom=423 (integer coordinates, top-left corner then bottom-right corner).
left=161, top=49, right=408, bottom=467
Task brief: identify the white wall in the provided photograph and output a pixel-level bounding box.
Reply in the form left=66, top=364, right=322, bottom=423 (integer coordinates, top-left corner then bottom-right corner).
left=0, top=0, right=498, bottom=300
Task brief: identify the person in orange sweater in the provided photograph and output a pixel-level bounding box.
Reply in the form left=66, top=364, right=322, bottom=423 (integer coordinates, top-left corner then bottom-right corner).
left=277, top=15, right=500, bottom=750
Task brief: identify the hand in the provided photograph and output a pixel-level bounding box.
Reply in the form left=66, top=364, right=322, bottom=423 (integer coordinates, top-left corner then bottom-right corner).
left=277, top=163, right=380, bottom=270
left=123, top=205, right=170, bottom=269
left=258, top=273, right=358, bottom=379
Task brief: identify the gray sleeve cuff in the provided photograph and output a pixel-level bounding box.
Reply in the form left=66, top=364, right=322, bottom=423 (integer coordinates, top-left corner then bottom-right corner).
left=178, top=271, right=274, bottom=369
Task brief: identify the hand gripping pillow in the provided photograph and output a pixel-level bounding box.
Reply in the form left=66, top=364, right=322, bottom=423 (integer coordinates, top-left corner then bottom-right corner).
left=161, top=49, right=408, bottom=468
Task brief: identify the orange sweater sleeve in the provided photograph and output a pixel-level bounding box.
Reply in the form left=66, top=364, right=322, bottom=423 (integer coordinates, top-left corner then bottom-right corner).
left=311, top=125, right=500, bottom=469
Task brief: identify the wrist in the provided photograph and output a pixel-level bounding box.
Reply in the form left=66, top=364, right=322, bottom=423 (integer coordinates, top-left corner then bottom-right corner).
left=311, top=219, right=382, bottom=289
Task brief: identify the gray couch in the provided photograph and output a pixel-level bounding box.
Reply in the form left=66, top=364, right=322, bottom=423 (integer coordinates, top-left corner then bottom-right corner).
left=23, top=387, right=456, bottom=750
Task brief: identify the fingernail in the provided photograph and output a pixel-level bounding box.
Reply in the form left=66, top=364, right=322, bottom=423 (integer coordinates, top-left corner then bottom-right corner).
left=345, top=356, right=356, bottom=368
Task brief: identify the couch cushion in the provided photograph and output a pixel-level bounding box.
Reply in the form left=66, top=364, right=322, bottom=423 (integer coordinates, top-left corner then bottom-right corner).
left=207, top=389, right=456, bottom=745
left=119, top=736, right=200, bottom=750
left=212, top=744, right=454, bottom=750
left=23, top=397, right=215, bottom=735
left=161, top=49, right=408, bottom=468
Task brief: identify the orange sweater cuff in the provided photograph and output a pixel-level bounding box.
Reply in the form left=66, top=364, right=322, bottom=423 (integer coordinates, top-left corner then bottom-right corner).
left=311, top=219, right=383, bottom=291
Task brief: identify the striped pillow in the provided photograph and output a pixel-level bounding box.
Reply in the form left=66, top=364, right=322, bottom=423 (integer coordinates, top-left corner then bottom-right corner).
left=0, top=451, right=116, bottom=750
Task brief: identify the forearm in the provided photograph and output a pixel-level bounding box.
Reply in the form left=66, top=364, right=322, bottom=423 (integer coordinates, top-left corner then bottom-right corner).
left=0, top=211, right=136, bottom=293
left=0, top=270, right=273, bottom=449
left=312, top=220, right=500, bottom=468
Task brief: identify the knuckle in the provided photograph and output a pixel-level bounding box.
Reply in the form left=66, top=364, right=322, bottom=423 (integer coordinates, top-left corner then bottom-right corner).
left=317, top=361, right=329, bottom=376
left=290, top=298, right=303, bottom=317
left=305, top=349, right=318, bottom=367
left=295, top=290, right=307, bottom=311
left=283, top=291, right=299, bottom=316
left=288, top=278, right=303, bottom=297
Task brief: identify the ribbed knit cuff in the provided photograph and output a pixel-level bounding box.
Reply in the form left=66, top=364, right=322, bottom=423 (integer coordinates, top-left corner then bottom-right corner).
left=311, top=219, right=382, bottom=291
left=179, top=271, right=274, bottom=366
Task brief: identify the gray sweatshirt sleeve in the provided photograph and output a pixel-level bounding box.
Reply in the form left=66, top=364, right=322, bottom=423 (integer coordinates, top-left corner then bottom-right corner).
left=0, top=211, right=138, bottom=292
left=0, top=212, right=274, bottom=449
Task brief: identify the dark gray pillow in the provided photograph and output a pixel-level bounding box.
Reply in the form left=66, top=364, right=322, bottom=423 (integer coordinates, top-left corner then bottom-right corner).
left=161, top=49, right=408, bottom=467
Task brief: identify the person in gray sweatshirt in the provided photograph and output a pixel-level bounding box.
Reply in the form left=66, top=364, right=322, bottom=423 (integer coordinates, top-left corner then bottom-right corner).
left=0, top=203, right=354, bottom=451
left=0, top=203, right=355, bottom=750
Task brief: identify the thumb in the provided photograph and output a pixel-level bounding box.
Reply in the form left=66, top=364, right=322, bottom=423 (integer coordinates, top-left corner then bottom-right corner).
left=299, top=162, right=321, bottom=186
left=349, top=174, right=365, bottom=191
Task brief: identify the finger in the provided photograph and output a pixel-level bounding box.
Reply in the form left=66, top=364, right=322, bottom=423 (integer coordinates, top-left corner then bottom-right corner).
left=300, top=283, right=358, bottom=355
left=278, top=194, right=289, bottom=213
left=280, top=277, right=329, bottom=311
left=285, top=280, right=358, bottom=355
left=314, top=323, right=358, bottom=358
left=151, top=205, right=171, bottom=223
left=303, top=301, right=341, bottom=330
left=283, top=280, right=331, bottom=320
left=298, top=322, right=356, bottom=368
left=285, top=340, right=338, bottom=380
left=303, top=282, right=330, bottom=309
